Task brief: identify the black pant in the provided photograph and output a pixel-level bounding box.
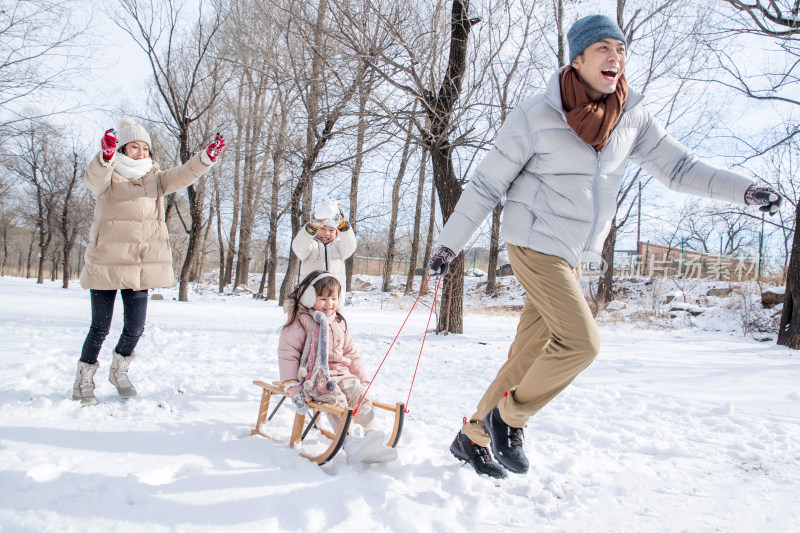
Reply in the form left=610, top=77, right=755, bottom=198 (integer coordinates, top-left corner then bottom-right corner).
left=80, top=289, right=148, bottom=364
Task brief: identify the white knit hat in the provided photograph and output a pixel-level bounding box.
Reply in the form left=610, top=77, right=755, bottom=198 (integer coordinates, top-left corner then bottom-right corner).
left=116, top=117, right=152, bottom=148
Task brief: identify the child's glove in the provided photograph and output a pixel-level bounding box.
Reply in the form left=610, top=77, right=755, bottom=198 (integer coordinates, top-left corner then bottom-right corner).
left=305, top=221, right=320, bottom=235
left=284, top=381, right=308, bottom=415
left=291, top=392, right=308, bottom=415
left=206, top=132, right=225, bottom=161
left=337, top=207, right=348, bottom=231
left=429, top=246, right=456, bottom=276
left=101, top=128, right=117, bottom=161
left=744, top=184, right=782, bottom=215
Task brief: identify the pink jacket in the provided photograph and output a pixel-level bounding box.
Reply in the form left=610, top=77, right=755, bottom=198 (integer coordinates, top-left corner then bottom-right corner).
left=278, top=311, right=367, bottom=384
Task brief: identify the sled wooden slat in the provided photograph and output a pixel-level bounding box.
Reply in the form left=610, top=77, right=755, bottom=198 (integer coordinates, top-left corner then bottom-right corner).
left=252, top=380, right=352, bottom=465
left=371, top=400, right=405, bottom=448
left=251, top=379, right=404, bottom=464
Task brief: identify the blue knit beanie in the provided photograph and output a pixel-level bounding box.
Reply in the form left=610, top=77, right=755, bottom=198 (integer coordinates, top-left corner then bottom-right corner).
left=568, top=14, right=627, bottom=64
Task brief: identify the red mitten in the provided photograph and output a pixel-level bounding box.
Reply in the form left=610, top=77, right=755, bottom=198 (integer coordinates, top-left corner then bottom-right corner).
left=101, top=128, right=117, bottom=161
left=206, top=132, right=225, bottom=161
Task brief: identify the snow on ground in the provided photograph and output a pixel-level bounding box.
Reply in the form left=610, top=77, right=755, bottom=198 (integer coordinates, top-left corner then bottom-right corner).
left=1, top=274, right=799, bottom=532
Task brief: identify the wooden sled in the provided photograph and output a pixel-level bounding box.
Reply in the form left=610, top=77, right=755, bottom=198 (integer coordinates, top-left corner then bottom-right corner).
left=251, top=380, right=405, bottom=465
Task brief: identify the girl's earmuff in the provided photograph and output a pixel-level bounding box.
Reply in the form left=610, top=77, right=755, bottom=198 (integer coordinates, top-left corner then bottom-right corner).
left=299, top=272, right=338, bottom=308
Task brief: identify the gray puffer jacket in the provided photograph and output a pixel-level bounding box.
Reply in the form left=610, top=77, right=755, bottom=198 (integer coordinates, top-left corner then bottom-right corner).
left=438, top=68, right=755, bottom=266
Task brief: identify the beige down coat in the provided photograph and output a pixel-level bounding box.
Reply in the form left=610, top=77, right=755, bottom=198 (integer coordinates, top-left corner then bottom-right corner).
left=80, top=151, right=215, bottom=290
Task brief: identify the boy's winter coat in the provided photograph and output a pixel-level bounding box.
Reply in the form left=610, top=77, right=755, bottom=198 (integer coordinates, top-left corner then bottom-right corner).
left=80, top=151, right=215, bottom=290
left=278, top=310, right=367, bottom=390
left=437, top=67, right=756, bottom=266
left=292, top=227, right=356, bottom=290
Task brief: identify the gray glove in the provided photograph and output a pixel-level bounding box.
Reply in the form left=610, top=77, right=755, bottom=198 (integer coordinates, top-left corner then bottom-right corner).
left=291, top=392, right=309, bottom=415
left=745, top=184, right=782, bottom=215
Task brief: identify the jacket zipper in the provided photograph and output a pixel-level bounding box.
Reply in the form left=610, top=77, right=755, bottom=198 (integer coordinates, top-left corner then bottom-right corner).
left=583, top=154, right=601, bottom=252
left=551, top=96, right=609, bottom=254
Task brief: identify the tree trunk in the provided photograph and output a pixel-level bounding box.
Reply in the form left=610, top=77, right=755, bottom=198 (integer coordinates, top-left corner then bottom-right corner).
left=26, top=233, right=34, bottom=278
left=50, top=252, right=58, bottom=281
left=266, top=116, right=285, bottom=301
left=383, top=119, right=414, bottom=292
left=345, top=70, right=373, bottom=292
left=225, top=73, right=247, bottom=288
left=258, top=239, right=269, bottom=295
left=62, top=242, right=72, bottom=287
left=178, top=179, right=206, bottom=302
left=193, top=198, right=215, bottom=282
left=597, top=218, right=618, bottom=305
left=405, top=150, right=428, bottom=294
left=421, top=181, right=436, bottom=295
left=213, top=176, right=226, bottom=293
left=486, top=202, right=502, bottom=293
left=778, top=201, right=800, bottom=348
left=437, top=255, right=464, bottom=334
left=36, top=226, right=51, bottom=285
left=424, top=0, right=476, bottom=334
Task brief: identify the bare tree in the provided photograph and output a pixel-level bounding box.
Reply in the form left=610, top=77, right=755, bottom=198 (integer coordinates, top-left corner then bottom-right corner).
left=596, top=0, right=716, bottom=304
left=404, top=149, right=429, bottom=294
left=274, top=0, right=369, bottom=304
left=708, top=0, right=800, bottom=347
left=115, top=0, right=228, bottom=301
left=55, top=147, right=90, bottom=288
left=482, top=0, right=540, bottom=294
left=0, top=0, right=89, bottom=129
left=382, top=115, right=416, bottom=292
left=5, top=120, right=59, bottom=284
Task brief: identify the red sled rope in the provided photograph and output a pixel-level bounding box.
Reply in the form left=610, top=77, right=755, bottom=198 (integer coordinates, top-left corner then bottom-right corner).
left=354, top=273, right=442, bottom=415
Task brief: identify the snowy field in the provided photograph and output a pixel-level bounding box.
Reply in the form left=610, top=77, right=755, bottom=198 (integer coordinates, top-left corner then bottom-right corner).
left=1, top=274, right=799, bottom=532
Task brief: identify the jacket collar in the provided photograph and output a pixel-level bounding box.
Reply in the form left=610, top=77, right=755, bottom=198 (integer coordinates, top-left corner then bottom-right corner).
left=544, top=66, right=644, bottom=116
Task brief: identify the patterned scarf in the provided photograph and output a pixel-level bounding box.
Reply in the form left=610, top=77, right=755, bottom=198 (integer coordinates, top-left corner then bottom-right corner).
left=299, top=310, right=335, bottom=394
left=559, top=66, right=628, bottom=152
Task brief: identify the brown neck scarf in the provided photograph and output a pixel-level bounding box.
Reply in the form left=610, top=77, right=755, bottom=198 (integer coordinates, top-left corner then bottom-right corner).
left=559, top=66, right=628, bottom=152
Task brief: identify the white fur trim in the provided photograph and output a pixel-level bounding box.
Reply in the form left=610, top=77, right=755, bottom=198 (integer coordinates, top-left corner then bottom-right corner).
left=99, top=152, right=114, bottom=167
left=200, top=148, right=214, bottom=165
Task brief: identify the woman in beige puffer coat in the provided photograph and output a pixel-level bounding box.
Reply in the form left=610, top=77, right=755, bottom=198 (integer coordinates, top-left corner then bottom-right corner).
left=72, top=117, right=225, bottom=406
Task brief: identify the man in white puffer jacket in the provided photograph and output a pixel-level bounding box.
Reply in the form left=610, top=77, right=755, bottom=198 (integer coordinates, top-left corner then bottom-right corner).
left=434, top=14, right=783, bottom=479
left=292, top=197, right=357, bottom=296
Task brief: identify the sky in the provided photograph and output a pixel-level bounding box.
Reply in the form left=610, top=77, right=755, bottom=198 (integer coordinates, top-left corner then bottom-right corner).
left=14, top=0, right=793, bottom=266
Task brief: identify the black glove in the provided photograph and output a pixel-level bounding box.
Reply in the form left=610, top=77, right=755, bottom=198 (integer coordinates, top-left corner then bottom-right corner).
left=429, top=246, right=456, bottom=277
left=745, top=184, right=782, bottom=215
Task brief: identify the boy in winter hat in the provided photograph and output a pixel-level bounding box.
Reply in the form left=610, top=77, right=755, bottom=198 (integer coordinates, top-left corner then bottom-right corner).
left=291, top=197, right=356, bottom=295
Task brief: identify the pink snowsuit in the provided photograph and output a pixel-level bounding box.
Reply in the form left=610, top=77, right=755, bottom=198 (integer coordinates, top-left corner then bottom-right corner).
left=278, top=311, right=376, bottom=432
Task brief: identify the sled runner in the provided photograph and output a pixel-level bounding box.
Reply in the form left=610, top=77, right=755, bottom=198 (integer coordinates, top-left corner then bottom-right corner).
left=251, top=380, right=405, bottom=465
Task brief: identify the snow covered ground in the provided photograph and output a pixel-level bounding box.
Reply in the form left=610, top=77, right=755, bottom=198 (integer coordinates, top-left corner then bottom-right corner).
left=1, top=274, right=798, bottom=532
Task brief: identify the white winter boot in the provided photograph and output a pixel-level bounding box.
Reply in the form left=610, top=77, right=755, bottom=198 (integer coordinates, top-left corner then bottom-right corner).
left=72, top=361, right=99, bottom=406
left=343, top=431, right=384, bottom=464
left=362, top=442, right=398, bottom=464
left=109, top=350, right=137, bottom=398
left=343, top=431, right=398, bottom=464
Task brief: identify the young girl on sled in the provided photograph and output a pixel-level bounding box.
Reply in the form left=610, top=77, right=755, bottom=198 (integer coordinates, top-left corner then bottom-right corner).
left=278, top=271, right=397, bottom=464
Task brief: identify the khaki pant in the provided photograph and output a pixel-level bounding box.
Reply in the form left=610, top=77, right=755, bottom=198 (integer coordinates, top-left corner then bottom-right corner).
left=463, top=244, right=601, bottom=446
left=310, top=374, right=378, bottom=434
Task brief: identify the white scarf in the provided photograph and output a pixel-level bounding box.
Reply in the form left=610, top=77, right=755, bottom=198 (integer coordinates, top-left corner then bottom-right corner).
left=114, top=153, right=153, bottom=179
